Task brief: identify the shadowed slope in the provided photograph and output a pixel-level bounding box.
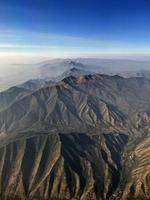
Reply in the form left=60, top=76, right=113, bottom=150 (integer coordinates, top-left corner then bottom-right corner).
left=0, top=132, right=128, bottom=200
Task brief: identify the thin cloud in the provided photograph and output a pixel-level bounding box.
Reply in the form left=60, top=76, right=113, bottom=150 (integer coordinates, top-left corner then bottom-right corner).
left=0, top=29, right=150, bottom=64
left=0, top=29, right=111, bottom=47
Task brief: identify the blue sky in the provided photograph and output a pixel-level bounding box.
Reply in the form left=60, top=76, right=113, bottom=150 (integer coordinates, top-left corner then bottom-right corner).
left=1, top=0, right=150, bottom=62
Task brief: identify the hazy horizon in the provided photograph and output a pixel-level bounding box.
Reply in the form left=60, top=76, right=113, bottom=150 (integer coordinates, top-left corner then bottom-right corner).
left=1, top=0, right=150, bottom=90
left=1, top=57, right=150, bottom=92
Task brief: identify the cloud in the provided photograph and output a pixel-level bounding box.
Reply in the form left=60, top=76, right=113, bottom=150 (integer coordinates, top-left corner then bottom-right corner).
left=0, top=29, right=150, bottom=64
left=0, top=29, right=104, bottom=46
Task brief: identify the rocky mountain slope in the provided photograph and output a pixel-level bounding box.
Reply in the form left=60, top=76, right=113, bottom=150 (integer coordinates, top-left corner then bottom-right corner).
left=0, top=73, right=150, bottom=135
left=0, top=131, right=150, bottom=200
left=0, top=71, right=150, bottom=199
left=0, top=132, right=129, bottom=200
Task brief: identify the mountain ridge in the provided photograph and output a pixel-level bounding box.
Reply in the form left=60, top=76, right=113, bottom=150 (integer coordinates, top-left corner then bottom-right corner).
left=0, top=72, right=149, bottom=136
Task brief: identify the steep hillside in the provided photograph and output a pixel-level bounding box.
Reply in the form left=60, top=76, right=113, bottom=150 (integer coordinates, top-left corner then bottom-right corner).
left=0, top=132, right=129, bottom=200
left=116, top=136, right=150, bottom=200
left=0, top=74, right=150, bottom=136
left=0, top=86, right=31, bottom=112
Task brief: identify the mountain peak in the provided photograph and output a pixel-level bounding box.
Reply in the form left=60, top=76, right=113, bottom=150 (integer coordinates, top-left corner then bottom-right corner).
left=69, top=67, right=80, bottom=72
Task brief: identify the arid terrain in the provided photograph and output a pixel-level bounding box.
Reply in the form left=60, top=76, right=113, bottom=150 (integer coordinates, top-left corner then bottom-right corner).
left=0, top=63, right=150, bottom=199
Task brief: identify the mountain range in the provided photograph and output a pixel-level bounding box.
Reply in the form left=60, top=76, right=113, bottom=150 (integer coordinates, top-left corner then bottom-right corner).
left=0, top=65, right=150, bottom=199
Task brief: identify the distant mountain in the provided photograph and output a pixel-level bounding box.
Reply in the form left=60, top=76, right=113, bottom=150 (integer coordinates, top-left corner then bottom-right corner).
left=38, top=58, right=150, bottom=77
left=118, top=69, right=150, bottom=79
left=18, top=78, right=55, bottom=91
left=38, top=59, right=81, bottom=78
left=60, top=67, right=92, bottom=77
left=37, top=58, right=150, bottom=83
left=1, top=58, right=150, bottom=91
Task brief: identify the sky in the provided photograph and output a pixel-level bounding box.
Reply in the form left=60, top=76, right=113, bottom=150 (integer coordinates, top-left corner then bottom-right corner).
left=1, top=0, right=150, bottom=63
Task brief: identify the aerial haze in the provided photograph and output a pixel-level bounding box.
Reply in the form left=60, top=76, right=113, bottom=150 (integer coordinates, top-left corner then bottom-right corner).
left=1, top=0, right=150, bottom=90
